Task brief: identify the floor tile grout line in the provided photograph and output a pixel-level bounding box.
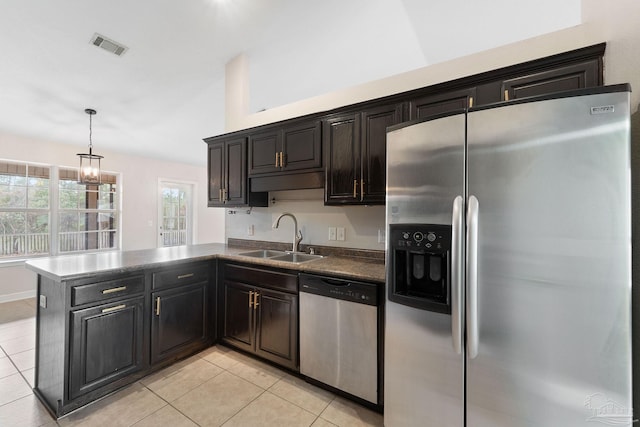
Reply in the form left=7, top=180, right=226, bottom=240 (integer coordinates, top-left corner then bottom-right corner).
left=265, top=379, right=336, bottom=419
left=0, top=381, right=35, bottom=411
left=138, top=384, right=202, bottom=427
left=202, top=346, right=340, bottom=423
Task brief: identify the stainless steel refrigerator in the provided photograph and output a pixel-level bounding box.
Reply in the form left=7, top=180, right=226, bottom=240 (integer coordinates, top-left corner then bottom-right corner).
left=384, top=85, right=633, bottom=426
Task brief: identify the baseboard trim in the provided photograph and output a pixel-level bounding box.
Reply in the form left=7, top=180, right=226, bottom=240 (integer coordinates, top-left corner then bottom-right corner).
left=0, top=290, right=37, bottom=304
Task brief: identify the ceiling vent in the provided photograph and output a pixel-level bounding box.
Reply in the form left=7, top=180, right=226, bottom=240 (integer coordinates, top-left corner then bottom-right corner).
left=90, top=33, right=128, bottom=56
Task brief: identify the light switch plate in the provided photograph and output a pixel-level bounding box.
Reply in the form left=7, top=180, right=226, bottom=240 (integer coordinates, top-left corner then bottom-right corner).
left=247, top=224, right=254, bottom=236
left=337, top=227, right=345, bottom=241
left=328, top=227, right=336, bottom=241
left=39, top=295, right=47, bottom=309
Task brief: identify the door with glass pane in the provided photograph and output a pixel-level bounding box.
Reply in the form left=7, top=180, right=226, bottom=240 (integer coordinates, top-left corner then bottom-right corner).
left=158, top=181, right=192, bottom=247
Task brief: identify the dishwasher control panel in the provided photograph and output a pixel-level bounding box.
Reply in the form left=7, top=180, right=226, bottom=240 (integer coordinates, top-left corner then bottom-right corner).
left=299, top=274, right=378, bottom=306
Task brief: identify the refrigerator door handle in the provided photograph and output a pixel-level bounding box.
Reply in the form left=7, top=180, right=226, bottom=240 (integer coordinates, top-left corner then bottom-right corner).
left=451, top=195, right=463, bottom=354
left=467, top=195, right=479, bottom=359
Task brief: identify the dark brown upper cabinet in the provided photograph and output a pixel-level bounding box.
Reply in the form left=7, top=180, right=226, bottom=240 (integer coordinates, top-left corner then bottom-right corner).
left=409, top=88, right=477, bottom=120
left=204, top=44, right=604, bottom=205
left=501, top=59, right=602, bottom=101
left=248, top=120, right=322, bottom=176
left=206, top=137, right=267, bottom=208
left=325, top=103, right=403, bottom=205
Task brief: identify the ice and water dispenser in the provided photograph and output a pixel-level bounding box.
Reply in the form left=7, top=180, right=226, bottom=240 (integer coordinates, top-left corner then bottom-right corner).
left=388, top=224, right=451, bottom=314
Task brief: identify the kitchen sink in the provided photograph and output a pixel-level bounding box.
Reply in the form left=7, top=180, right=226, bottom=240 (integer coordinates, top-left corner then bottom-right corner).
left=269, top=253, right=323, bottom=263
left=237, top=250, right=288, bottom=258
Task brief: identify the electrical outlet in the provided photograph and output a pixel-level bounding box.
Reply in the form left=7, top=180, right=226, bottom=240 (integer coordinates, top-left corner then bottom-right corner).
left=247, top=224, right=254, bottom=236
left=378, top=228, right=386, bottom=244
left=328, top=227, right=337, bottom=241
left=337, top=227, right=345, bottom=241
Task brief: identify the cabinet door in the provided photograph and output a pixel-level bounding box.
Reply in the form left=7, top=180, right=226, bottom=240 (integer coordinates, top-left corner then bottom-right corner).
left=254, top=288, right=298, bottom=370
left=248, top=130, right=281, bottom=176
left=361, top=104, right=404, bottom=204
left=207, top=142, right=225, bottom=207
left=409, top=88, right=476, bottom=120
left=222, top=281, right=254, bottom=353
left=281, top=121, right=322, bottom=172
left=324, top=113, right=361, bottom=205
left=69, top=296, right=144, bottom=399
left=225, top=137, right=248, bottom=206
left=501, top=59, right=601, bottom=100
left=151, top=282, right=207, bottom=364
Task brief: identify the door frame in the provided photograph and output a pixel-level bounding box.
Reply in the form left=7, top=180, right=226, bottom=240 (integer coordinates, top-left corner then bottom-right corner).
left=157, top=179, right=198, bottom=247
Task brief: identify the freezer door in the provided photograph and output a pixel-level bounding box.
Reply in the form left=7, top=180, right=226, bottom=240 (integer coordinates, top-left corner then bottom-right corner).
left=385, top=113, right=465, bottom=427
left=466, top=90, right=632, bottom=426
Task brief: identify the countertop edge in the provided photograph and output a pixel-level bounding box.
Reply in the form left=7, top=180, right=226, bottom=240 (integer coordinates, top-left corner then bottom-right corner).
left=25, top=244, right=385, bottom=284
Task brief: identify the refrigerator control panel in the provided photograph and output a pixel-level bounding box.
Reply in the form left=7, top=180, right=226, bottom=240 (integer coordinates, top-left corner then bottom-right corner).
left=389, top=224, right=451, bottom=314
left=394, top=226, right=449, bottom=252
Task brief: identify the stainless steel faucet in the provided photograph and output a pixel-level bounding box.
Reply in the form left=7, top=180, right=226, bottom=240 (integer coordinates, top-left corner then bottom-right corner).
left=272, top=212, right=303, bottom=253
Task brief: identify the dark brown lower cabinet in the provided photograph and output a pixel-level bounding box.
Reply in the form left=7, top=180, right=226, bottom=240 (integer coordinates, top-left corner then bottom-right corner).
left=33, top=260, right=213, bottom=419
left=151, top=281, right=208, bottom=364
left=69, top=296, right=144, bottom=400
left=221, top=264, right=298, bottom=371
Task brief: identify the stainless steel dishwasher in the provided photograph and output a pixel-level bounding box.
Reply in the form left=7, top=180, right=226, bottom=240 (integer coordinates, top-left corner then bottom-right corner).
left=299, top=273, right=379, bottom=404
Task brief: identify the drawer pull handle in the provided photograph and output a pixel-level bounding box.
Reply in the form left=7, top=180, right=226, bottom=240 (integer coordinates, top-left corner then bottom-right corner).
left=249, top=290, right=254, bottom=308
left=155, top=297, right=161, bottom=316
left=177, top=273, right=194, bottom=279
left=360, top=180, right=365, bottom=201
left=102, top=304, right=126, bottom=314
left=275, top=152, right=279, bottom=168
left=353, top=179, right=358, bottom=198
left=253, top=292, right=259, bottom=309
left=102, top=286, right=127, bottom=295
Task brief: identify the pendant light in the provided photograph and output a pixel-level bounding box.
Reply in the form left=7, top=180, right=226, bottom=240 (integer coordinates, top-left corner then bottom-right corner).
left=77, top=108, right=103, bottom=185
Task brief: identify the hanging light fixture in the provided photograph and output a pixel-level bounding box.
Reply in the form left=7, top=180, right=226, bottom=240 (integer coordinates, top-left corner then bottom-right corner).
left=77, top=108, right=103, bottom=185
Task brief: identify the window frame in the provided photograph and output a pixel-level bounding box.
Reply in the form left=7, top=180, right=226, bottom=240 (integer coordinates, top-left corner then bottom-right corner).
left=0, top=160, right=122, bottom=264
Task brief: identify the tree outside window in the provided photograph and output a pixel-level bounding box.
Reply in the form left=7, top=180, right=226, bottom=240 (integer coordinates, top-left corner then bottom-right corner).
left=0, top=162, right=50, bottom=258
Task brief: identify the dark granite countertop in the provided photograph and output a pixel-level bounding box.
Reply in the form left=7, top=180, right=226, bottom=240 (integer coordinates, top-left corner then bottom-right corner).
left=25, top=242, right=386, bottom=284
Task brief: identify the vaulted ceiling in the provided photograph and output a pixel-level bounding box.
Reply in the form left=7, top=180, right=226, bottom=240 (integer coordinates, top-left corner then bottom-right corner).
left=0, top=0, right=580, bottom=166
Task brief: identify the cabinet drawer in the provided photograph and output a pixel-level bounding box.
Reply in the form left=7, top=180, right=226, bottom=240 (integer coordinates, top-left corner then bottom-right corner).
left=152, top=263, right=210, bottom=290
left=72, top=276, right=144, bottom=307
left=224, top=263, right=297, bottom=293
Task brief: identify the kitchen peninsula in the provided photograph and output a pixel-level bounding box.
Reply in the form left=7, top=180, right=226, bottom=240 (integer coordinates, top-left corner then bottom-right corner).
left=25, top=242, right=384, bottom=418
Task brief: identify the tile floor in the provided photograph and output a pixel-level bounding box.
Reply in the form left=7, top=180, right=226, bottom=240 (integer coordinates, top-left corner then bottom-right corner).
left=0, top=298, right=384, bottom=427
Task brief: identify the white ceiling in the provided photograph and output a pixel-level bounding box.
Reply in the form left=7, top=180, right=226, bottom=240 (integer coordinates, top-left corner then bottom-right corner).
left=0, top=0, right=580, bottom=166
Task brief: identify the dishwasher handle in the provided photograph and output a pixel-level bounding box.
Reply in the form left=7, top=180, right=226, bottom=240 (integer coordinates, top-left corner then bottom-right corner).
left=320, top=278, right=352, bottom=287
left=300, top=274, right=379, bottom=306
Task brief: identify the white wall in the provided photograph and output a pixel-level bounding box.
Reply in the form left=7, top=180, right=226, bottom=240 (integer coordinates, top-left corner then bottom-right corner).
left=0, top=131, right=225, bottom=301
left=224, top=189, right=385, bottom=250
left=227, top=1, right=640, bottom=132
left=223, top=0, right=640, bottom=251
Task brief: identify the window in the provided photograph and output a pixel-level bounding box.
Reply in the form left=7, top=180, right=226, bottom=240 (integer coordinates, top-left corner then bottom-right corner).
left=58, top=168, right=118, bottom=253
left=0, top=161, right=50, bottom=258
left=0, top=160, right=120, bottom=260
